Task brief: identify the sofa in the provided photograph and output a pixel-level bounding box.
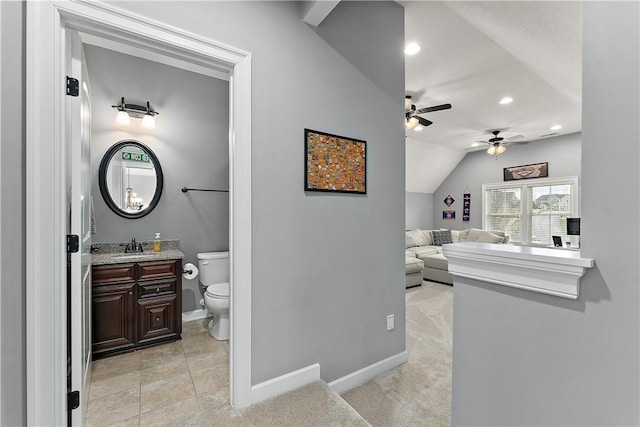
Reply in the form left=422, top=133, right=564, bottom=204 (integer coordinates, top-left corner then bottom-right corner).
left=405, top=228, right=509, bottom=286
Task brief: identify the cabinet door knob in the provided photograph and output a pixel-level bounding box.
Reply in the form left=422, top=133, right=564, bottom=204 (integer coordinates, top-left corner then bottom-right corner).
left=155, top=317, right=160, bottom=321
left=129, top=291, right=133, bottom=295
left=156, top=288, right=160, bottom=293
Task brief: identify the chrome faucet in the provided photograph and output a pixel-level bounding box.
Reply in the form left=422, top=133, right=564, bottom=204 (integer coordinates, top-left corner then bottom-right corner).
left=124, top=238, right=144, bottom=253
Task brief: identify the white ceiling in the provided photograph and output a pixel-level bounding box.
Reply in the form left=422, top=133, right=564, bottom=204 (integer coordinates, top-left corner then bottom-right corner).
left=401, top=1, right=582, bottom=192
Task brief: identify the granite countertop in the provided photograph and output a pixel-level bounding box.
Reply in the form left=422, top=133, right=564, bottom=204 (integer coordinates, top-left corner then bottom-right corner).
left=91, top=239, right=185, bottom=266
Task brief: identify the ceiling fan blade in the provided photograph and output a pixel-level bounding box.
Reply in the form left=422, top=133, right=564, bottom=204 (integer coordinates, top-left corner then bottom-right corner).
left=415, top=103, right=452, bottom=114
left=416, top=116, right=433, bottom=127
left=507, top=140, right=530, bottom=145
left=505, top=135, right=524, bottom=141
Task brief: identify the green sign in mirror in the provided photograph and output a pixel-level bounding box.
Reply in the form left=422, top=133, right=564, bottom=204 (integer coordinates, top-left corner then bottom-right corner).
left=122, top=151, right=150, bottom=162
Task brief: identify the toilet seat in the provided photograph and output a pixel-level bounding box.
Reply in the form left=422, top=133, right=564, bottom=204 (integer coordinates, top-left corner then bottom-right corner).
left=206, top=282, right=229, bottom=298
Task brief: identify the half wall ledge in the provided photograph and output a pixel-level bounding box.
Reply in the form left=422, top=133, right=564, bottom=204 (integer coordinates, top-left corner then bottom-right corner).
left=442, top=242, right=594, bottom=300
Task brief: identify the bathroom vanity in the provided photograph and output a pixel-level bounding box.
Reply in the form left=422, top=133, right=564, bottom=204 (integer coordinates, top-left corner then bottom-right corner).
left=91, top=245, right=184, bottom=359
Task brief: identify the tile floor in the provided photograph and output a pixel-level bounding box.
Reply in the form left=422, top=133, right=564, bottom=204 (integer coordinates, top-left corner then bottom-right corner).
left=86, top=318, right=229, bottom=426
left=85, top=281, right=453, bottom=426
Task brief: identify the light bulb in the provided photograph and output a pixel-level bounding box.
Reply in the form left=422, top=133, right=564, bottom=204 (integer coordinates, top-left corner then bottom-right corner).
left=404, top=43, right=421, bottom=55
left=404, top=97, right=412, bottom=110
left=487, top=146, right=496, bottom=155
left=405, top=116, right=419, bottom=130
left=116, top=110, right=130, bottom=125
left=142, top=114, right=155, bottom=129
left=496, top=145, right=506, bottom=154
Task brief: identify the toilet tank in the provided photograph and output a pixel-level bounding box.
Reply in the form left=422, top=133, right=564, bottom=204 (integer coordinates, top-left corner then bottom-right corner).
left=197, top=251, right=229, bottom=286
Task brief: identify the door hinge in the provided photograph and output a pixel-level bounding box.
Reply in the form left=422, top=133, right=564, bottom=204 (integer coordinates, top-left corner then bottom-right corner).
left=66, top=76, right=79, bottom=97
left=68, top=390, right=80, bottom=410
left=67, top=235, right=79, bottom=253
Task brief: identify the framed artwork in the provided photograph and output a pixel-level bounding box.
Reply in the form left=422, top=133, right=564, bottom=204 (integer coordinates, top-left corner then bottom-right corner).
left=504, top=162, right=548, bottom=181
left=304, top=129, right=366, bottom=194
left=443, top=210, right=456, bottom=220
left=462, top=192, right=470, bottom=221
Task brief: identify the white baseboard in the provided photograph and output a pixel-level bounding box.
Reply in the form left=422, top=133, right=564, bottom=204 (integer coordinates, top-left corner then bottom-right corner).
left=182, top=308, right=208, bottom=322
left=251, top=363, right=321, bottom=405
left=328, top=351, right=408, bottom=395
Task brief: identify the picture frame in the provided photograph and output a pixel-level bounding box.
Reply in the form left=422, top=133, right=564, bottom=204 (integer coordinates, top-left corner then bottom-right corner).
left=443, top=210, right=455, bottom=220
left=503, top=162, right=548, bottom=181
left=304, top=129, right=367, bottom=194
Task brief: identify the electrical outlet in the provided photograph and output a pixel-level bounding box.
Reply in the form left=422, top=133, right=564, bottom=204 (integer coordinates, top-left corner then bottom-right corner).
left=386, top=314, right=395, bottom=331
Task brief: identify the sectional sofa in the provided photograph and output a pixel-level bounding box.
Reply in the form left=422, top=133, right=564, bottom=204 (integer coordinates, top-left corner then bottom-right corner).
left=405, top=228, right=509, bottom=286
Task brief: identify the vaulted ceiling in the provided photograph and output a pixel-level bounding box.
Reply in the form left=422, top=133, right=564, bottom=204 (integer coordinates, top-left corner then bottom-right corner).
left=402, top=1, right=582, bottom=193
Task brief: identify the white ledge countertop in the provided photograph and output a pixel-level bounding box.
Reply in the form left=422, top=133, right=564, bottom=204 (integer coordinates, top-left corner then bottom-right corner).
left=442, top=242, right=594, bottom=300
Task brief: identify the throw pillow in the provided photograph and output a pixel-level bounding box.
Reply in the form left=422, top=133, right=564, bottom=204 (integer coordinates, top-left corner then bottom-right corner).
left=466, top=228, right=484, bottom=241
left=466, top=228, right=506, bottom=243
left=431, top=230, right=453, bottom=246
left=407, top=229, right=430, bottom=246
left=475, top=232, right=505, bottom=244
left=458, top=229, right=470, bottom=241
left=450, top=230, right=460, bottom=242
left=419, top=230, right=433, bottom=245
left=405, top=235, right=417, bottom=249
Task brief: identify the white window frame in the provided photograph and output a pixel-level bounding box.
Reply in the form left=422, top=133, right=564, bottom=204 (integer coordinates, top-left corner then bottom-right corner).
left=482, top=176, right=580, bottom=245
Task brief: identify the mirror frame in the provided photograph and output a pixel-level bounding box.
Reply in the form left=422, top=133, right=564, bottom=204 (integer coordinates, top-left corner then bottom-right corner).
left=98, top=140, right=164, bottom=219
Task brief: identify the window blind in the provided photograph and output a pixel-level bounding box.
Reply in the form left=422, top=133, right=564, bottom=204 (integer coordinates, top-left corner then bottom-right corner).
left=483, top=177, right=578, bottom=245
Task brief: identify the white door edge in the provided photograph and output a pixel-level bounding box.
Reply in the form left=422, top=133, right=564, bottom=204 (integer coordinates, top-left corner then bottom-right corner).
left=26, top=2, right=253, bottom=423
left=0, top=2, right=3, bottom=422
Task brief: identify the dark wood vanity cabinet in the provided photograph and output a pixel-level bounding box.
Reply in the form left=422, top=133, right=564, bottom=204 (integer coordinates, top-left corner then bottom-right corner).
left=92, top=259, right=182, bottom=358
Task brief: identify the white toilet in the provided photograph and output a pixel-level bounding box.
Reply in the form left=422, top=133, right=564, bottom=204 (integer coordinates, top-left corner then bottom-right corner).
left=197, top=251, right=230, bottom=341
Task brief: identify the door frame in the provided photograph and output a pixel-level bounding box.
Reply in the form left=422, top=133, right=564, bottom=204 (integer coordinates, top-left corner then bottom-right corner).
left=25, top=1, right=252, bottom=424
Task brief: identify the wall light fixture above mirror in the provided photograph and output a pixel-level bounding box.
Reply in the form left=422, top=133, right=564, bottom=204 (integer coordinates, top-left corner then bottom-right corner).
left=112, top=97, right=159, bottom=129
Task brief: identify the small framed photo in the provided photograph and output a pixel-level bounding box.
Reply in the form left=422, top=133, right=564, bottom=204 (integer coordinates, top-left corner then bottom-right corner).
left=443, top=210, right=455, bottom=220
left=304, top=129, right=366, bottom=194
left=504, top=162, right=548, bottom=181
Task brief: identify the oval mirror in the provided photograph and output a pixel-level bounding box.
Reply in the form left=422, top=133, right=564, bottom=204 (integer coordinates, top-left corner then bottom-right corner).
left=98, top=140, right=164, bottom=219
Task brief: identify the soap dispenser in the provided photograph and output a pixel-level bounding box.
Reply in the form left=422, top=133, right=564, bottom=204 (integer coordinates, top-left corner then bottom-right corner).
left=154, top=233, right=161, bottom=252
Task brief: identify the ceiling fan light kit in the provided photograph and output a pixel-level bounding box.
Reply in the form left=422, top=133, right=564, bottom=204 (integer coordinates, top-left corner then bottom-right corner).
left=487, top=144, right=506, bottom=156
left=471, top=130, right=528, bottom=157
left=404, top=95, right=451, bottom=131
left=406, top=116, right=419, bottom=130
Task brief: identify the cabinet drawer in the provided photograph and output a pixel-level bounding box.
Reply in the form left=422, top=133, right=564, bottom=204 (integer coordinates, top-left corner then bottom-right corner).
left=92, top=264, right=135, bottom=285
left=138, top=261, right=177, bottom=280
left=138, top=279, right=176, bottom=299
left=137, top=296, right=178, bottom=344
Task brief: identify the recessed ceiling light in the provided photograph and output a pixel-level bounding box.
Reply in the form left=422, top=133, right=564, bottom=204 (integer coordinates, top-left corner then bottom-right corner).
left=414, top=125, right=424, bottom=132
left=499, top=97, right=514, bottom=105
left=550, top=124, right=562, bottom=131
left=471, top=142, right=480, bottom=147
left=404, top=43, right=421, bottom=55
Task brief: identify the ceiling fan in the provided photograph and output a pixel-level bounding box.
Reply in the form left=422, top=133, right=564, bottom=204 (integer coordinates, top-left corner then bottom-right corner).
left=405, top=96, right=452, bottom=130
left=471, top=130, right=529, bottom=156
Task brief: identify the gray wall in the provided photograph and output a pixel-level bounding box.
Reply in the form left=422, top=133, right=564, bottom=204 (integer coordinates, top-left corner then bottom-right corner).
left=84, top=45, right=230, bottom=312
left=110, top=1, right=406, bottom=385
left=406, top=192, right=434, bottom=230
left=0, top=2, right=26, bottom=425
left=452, top=2, right=640, bottom=426
left=433, top=132, right=581, bottom=231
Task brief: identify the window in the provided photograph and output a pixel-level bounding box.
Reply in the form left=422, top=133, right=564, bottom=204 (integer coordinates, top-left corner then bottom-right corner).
left=483, top=177, right=579, bottom=245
